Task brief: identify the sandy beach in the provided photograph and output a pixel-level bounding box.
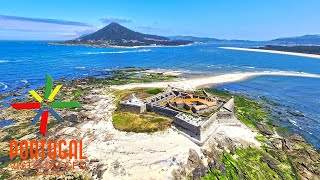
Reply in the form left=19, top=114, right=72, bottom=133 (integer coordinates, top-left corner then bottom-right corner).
left=219, top=47, right=320, bottom=59
left=112, top=71, right=320, bottom=91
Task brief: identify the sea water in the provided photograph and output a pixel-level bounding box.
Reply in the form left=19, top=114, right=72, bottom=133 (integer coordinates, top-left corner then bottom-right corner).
left=0, top=41, right=319, bottom=148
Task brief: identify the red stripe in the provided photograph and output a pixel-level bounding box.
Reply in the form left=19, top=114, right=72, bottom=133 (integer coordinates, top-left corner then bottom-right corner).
left=40, top=110, right=49, bottom=136
left=11, top=102, right=41, bottom=110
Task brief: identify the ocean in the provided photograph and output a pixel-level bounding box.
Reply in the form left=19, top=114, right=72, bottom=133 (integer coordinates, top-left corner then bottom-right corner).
left=1, top=41, right=320, bottom=148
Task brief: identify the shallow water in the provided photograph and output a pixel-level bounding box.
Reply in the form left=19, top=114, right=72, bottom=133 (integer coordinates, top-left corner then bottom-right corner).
left=0, top=120, right=15, bottom=129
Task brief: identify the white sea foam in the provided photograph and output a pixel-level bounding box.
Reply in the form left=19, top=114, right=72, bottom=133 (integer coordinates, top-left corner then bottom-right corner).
left=21, top=79, right=28, bottom=84
left=75, top=66, right=86, bottom=69
left=247, top=66, right=256, bottom=69
left=0, top=82, right=8, bottom=90
left=288, top=119, right=303, bottom=130
left=0, top=60, right=11, bottom=63
left=0, top=59, right=22, bottom=63
left=82, top=49, right=151, bottom=55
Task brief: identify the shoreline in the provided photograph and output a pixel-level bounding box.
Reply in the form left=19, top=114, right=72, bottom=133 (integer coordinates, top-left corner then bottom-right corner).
left=49, top=42, right=194, bottom=49
left=219, top=47, right=320, bottom=59
left=112, top=71, right=320, bottom=90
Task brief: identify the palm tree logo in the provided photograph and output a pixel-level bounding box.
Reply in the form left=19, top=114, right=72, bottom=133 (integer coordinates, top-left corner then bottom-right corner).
left=11, top=75, right=81, bottom=136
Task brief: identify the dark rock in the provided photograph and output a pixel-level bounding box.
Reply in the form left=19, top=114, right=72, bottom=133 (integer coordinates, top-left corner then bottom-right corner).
left=270, top=138, right=283, bottom=149
left=268, top=121, right=279, bottom=127
left=288, top=134, right=305, bottom=142
left=67, top=114, right=78, bottom=123
left=255, top=122, right=274, bottom=135
left=192, top=167, right=207, bottom=179
left=172, top=157, right=176, bottom=162
left=187, top=149, right=203, bottom=169
left=260, top=154, right=280, bottom=171
left=207, top=160, right=215, bottom=170
left=218, top=165, right=226, bottom=175
left=92, top=163, right=107, bottom=179
left=287, top=110, right=305, bottom=117
left=217, top=137, right=237, bottom=152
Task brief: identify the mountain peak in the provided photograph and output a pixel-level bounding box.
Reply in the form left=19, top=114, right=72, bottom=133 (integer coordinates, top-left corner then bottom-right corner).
left=67, top=23, right=192, bottom=47
left=106, top=22, right=125, bottom=28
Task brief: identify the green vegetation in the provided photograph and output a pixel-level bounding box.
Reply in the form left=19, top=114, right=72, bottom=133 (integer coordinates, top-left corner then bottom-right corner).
left=257, top=45, right=320, bottom=55
left=234, top=95, right=271, bottom=130
left=112, top=87, right=172, bottom=133
left=204, top=89, right=231, bottom=99
left=113, top=111, right=172, bottom=133
left=81, top=70, right=177, bottom=87
left=146, top=88, right=162, bottom=95
left=203, top=148, right=296, bottom=180
left=202, top=89, right=301, bottom=179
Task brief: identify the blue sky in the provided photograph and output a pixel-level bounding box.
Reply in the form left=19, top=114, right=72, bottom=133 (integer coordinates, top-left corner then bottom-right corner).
left=0, top=0, right=319, bottom=40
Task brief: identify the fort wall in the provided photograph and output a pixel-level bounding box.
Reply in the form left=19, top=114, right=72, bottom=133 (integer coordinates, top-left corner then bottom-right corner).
left=173, top=115, right=201, bottom=140
left=150, top=104, right=180, bottom=117
left=118, top=103, right=146, bottom=113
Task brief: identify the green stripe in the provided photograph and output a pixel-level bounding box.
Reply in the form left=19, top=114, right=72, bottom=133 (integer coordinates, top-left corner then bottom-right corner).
left=44, top=75, right=53, bottom=99
left=51, top=102, right=81, bottom=108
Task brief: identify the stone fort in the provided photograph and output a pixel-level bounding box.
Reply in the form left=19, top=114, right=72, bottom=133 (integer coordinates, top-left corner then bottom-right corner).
left=117, top=88, right=238, bottom=144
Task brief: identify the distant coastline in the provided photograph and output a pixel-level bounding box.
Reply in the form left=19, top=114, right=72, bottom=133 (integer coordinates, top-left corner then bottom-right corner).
left=219, top=47, right=320, bottom=59
left=49, top=42, right=194, bottom=48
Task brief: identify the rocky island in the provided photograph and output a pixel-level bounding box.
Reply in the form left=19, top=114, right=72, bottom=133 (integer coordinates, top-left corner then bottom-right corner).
left=53, top=23, right=193, bottom=48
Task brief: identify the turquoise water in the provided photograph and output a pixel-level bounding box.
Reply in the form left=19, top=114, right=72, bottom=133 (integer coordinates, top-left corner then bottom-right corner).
left=0, top=41, right=319, bottom=148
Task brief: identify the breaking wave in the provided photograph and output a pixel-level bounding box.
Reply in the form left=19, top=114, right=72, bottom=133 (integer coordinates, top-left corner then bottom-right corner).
left=0, top=82, right=8, bottom=90
left=0, top=60, right=12, bottom=63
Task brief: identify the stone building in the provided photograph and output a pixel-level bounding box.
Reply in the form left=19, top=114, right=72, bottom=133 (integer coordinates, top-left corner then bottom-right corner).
left=118, top=94, right=146, bottom=113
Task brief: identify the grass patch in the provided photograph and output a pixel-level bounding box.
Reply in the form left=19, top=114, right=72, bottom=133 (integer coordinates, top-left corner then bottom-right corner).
left=113, top=111, right=172, bottom=133
left=146, top=88, right=162, bottom=95
left=255, top=135, right=266, bottom=142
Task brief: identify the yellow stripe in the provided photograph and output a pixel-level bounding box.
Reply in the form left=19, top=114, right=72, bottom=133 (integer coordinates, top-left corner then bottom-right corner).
left=29, top=90, right=43, bottom=102
left=48, top=85, right=62, bottom=101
